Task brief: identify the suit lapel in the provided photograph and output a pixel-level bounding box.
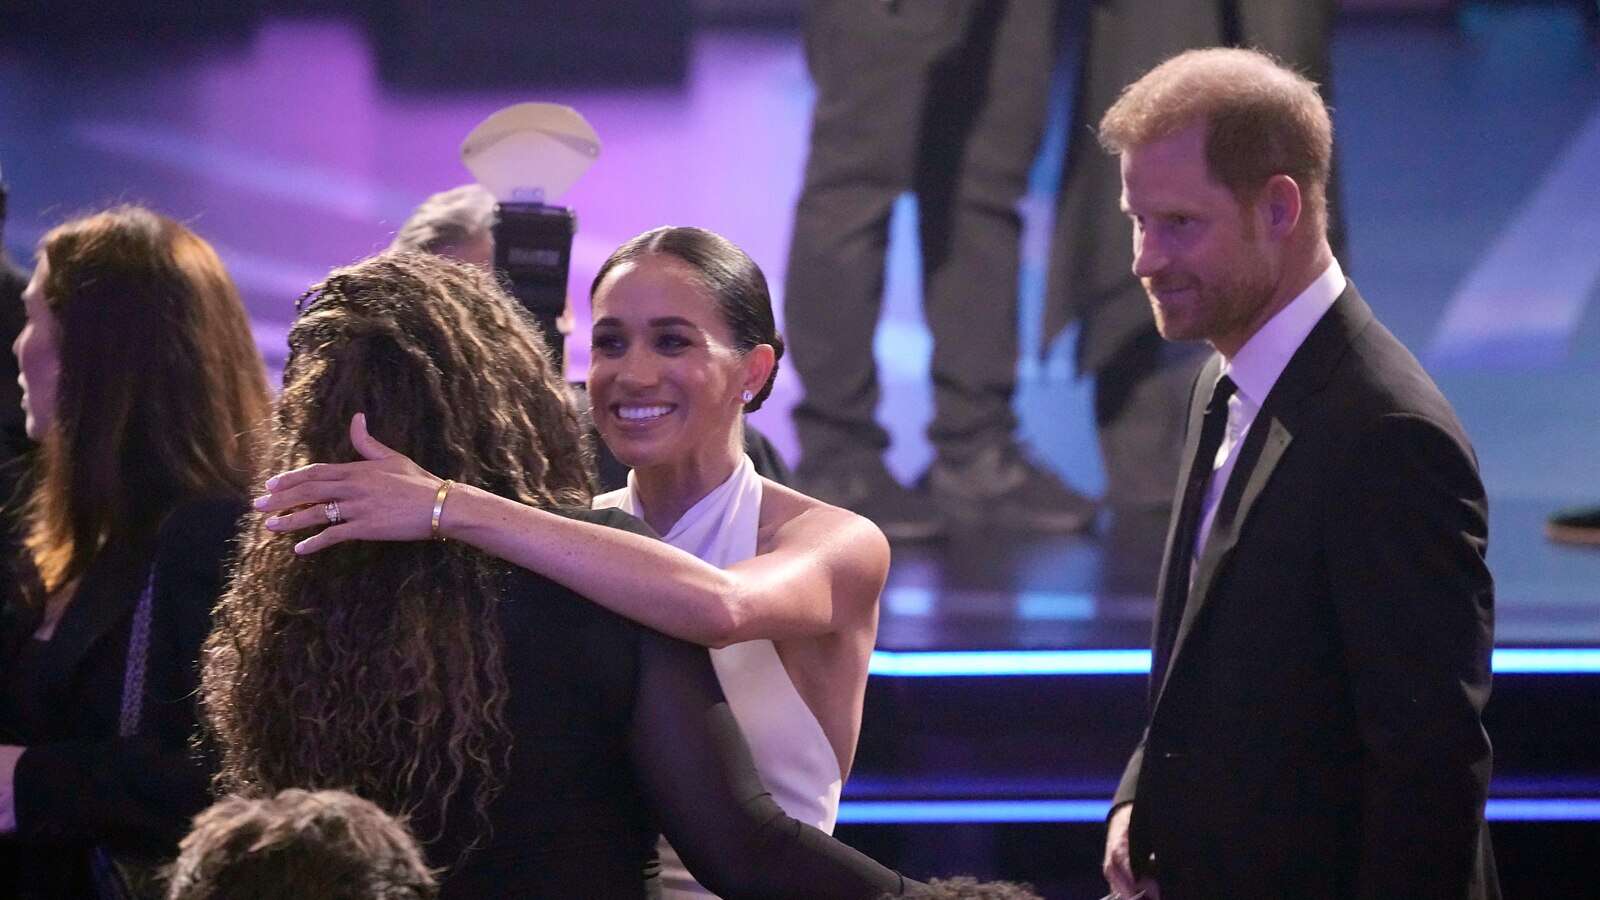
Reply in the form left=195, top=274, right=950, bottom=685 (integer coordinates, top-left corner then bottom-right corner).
left=1150, top=284, right=1374, bottom=713
left=1146, top=355, right=1222, bottom=705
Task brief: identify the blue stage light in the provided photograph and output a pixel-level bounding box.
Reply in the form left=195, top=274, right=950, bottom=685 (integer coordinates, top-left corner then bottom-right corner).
left=835, top=798, right=1600, bottom=824
left=866, top=648, right=1600, bottom=677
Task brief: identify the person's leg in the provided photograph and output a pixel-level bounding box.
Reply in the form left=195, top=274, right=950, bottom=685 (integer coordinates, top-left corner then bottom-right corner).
left=1048, top=0, right=1228, bottom=512
left=916, top=0, right=1054, bottom=462
left=1237, top=0, right=1346, bottom=261
left=786, top=0, right=964, bottom=473
left=913, top=0, right=1099, bottom=532
left=785, top=0, right=971, bottom=538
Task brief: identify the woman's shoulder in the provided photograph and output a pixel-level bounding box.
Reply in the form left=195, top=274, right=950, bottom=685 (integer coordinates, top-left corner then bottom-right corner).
left=759, top=478, right=879, bottom=536
left=757, top=480, right=889, bottom=568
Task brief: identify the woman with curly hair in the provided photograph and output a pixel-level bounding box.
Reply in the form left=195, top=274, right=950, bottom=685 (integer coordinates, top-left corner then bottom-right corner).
left=0, top=205, right=270, bottom=898
left=204, top=251, right=914, bottom=898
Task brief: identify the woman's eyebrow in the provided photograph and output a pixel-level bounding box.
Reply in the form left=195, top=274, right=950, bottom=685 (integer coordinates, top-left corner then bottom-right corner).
left=646, top=316, right=699, bottom=330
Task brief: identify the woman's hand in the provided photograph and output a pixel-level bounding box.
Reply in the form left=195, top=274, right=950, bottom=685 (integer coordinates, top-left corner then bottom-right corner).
left=255, top=413, right=444, bottom=554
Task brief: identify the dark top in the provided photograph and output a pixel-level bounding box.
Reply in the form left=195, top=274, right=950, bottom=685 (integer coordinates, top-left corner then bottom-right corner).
left=0, top=496, right=245, bottom=900
left=429, top=506, right=906, bottom=899
left=0, top=638, right=50, bottom=740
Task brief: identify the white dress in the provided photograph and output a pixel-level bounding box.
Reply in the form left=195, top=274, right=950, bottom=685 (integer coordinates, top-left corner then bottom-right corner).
left=593, top=455, right=843, bottom=898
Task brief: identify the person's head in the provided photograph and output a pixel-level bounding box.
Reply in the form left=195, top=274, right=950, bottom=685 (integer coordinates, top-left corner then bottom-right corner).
left=878, top=877, right=1044, bottom=900
left=1099, top=47, right=1334, bottom=356
left=390, top=184, right=497, bottom=269
left=203, top=251, right=592, bottom=849
left=166, top=789, right=437, bottom=900
left=586, top=226, right=781, bottom=473
left=14, top=205, right=268, bottom=590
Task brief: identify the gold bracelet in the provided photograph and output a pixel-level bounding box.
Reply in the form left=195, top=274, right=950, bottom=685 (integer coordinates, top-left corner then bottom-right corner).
left=431, top=480, right=455, bottom=541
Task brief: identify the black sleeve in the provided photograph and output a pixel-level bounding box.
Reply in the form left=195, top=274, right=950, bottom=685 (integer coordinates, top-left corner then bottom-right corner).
left=742, top=423, right=793, bottom=487
left=14, top=497, right=244, bottom=855
left=627, top=630, right=913, bottom=898
left=1325, top=413, right=1494, bottom=899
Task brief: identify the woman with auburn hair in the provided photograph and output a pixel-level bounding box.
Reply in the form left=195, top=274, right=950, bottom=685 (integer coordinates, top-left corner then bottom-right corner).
left=206, top=251, right=913, bottom=898
left=0, top=205, right=269, bottom=898
left=257, top=226, right=887, bottom=896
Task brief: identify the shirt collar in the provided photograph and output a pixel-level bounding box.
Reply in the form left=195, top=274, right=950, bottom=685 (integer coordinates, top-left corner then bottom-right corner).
left=1223, top=258, right=1346, bottom=409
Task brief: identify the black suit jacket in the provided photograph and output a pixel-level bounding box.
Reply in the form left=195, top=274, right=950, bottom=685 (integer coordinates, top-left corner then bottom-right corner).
left=1114, top=286, right=1499, bottom=899
left=0, top=496, right=245, bottom=899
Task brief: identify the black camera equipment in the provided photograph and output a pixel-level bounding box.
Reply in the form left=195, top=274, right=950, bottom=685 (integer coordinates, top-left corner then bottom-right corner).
left=492, top=202, right=576, bottom=370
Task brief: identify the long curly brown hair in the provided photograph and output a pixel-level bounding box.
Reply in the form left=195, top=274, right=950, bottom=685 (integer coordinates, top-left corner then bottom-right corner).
left=202, top=251, right=592, bottom=851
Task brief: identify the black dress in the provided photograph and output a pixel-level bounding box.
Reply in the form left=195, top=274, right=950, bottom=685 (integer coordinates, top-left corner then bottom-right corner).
left=425, top=507, right=907, bottom=899
left=0, top=496, right=245, bottom=899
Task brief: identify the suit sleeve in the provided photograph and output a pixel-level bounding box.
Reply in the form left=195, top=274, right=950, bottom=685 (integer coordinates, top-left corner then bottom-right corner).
left=627, top=629, right=915, bottom=898
left=13, top=498, right=243, bottom=855
left=1111, top=734, right=1145, bottom=809
left=1325, top=413, right=1494, bottom=899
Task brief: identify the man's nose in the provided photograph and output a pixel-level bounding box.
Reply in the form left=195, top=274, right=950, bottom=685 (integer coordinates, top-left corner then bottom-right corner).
left=1131, top=230, right=1167, bottom=280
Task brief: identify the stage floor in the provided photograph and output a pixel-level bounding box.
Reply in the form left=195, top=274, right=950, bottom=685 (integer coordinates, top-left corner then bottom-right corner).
left=3, top=4, right=1598, bottom=658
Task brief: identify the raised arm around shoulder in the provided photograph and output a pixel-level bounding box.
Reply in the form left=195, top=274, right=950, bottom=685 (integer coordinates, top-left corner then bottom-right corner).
left=256, top=414, right=887, bottom=648
left=442, top=485, right=887, bottom=648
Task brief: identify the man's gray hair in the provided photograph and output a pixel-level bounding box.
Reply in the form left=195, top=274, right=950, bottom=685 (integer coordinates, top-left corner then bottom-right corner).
left=390, top=184, right=496, bottom=255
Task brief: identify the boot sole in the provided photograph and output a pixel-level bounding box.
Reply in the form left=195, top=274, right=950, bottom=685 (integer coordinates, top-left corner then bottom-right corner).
left=1547, top=523, right=1600, bottom=547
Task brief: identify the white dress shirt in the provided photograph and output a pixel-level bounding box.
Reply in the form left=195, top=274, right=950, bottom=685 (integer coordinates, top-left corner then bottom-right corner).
left=1192, top=259, right=1347, bottom=572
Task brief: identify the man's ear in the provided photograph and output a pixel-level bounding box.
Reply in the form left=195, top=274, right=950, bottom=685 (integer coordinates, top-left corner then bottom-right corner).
left=1262, top=174, right=1304, bottom=240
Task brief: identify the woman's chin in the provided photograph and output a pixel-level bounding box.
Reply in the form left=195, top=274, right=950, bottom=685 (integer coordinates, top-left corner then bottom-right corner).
left=600, top=434, right=674, bottom=472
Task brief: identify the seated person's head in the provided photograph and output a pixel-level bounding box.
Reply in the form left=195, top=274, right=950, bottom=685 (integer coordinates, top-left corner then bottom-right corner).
left=390, top=184, right=576, bottom=343
left=203, top=251, right=590, bottom=854
left=881, top=877, right=1043, bottom=899
left=165, top=789, right=436, bottom=900
left=389, top=184, right=496, bottom=269
left=16, top=204, right=268, bottom=588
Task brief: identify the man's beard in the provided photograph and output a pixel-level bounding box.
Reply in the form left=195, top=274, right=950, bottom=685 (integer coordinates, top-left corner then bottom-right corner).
left=1145, top=253, right=1276, bottom=346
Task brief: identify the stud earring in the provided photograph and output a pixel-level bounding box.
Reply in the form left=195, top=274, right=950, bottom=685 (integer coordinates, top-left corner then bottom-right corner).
left=741, top=390, right=754, bottom=403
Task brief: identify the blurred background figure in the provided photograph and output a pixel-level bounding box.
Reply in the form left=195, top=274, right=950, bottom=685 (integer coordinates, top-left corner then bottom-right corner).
left=1547, top=502, right=1600, bottom=546
left=389, top=183, right=497, bottom=270
left=1048, top=0, right=1344, bottom=512
left=165, top=789, right=437, bottom=900
left=785, top=0, right=1096, bottom=540
left=0, top=205, right=269, bottom=899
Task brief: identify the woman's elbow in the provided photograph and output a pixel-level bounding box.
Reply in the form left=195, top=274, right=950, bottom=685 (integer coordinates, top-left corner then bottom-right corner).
left=699, top=600, right=745, bottom=649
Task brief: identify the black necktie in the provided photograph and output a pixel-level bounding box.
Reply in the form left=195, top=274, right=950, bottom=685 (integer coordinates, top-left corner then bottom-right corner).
left=1152, top=373, right=1237, bottom=693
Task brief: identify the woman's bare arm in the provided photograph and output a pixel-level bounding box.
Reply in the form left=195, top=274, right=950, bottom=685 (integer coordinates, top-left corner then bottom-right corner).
left=255, top=414, right=888, bottom=647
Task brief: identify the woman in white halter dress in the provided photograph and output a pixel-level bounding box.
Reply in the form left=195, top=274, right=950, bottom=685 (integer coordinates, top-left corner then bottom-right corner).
left=257, top=228, right=888, bottom=897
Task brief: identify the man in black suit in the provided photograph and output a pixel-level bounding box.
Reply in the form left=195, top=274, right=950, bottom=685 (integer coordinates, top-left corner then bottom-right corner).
left=1099, top=49, right=1497, bottom=899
